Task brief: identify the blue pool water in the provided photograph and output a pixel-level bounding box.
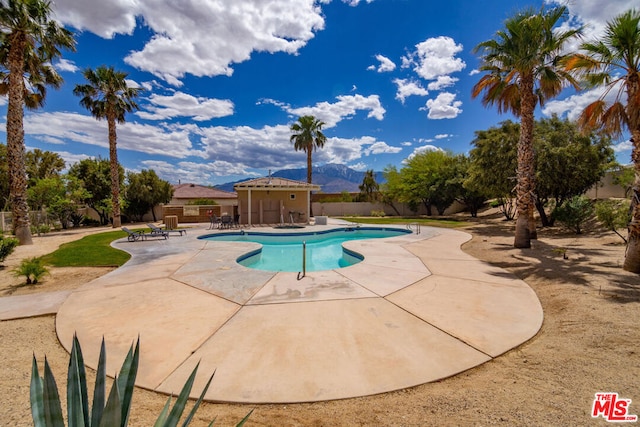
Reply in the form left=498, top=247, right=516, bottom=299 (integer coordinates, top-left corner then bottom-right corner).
left=198, top=227, right=411, bottom=272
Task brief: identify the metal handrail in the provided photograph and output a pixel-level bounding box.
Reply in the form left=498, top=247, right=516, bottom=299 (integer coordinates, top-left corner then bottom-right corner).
left=406, top=222, right=421, bottom=234
left=297, top=241, right=307, bottom=280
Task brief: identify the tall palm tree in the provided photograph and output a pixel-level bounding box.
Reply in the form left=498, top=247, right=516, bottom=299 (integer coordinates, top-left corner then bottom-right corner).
left=564, top=9, right=640, bottom=273
left=73, top=66, right=141, bottom=228
left=0, top=0, right=75, bottom=245
left=472, top=6, right=582, bottom=248
left=290, top=115, right=327, bottom=184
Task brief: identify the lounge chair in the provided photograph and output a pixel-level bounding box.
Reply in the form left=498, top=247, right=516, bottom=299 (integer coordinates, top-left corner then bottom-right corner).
left=147, top=223, right=184, bottom=236
left=122, top=227, right=167, bottom=242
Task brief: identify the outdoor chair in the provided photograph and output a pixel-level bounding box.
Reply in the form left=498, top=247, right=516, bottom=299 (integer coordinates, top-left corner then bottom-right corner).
left=147, top=223, right=184, bottom=236
left=209, top=214, right=221, bottom=230
left=221, top=215, right=233, bottom=229
left=122, top=226, right=167, bottom=242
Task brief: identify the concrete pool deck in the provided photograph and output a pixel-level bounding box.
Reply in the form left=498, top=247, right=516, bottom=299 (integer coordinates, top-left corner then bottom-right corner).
left=38, top=220, right=541, bottom=403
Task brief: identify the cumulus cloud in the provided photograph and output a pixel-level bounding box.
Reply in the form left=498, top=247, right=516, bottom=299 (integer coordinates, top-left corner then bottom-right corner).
left=613, top=139, right=632, bottom=153
left=53, top=0, right=326, bottom=86
left=286, top=94, right=386, bottom=128
left=137, top=91, right=234, bottom=121
left=55, top=58, right=79, bottom=73
left=402, top=36, right=466, bottom=81
left=422, top=92, right=463, bottom=119
left=542, top=82, right=622, bottom=121
left=427, top=76, right=458, bottom=91
left=393, top=78, right=428, bottom=103
left=342, top=0, right=375, bottom=5
left=368, top=54, right=396, bottom=73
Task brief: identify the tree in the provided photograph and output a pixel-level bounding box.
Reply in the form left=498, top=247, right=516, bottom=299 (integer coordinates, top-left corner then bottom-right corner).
left=472, top=6, right=582, bottom=248
left=380, top=166, right=404, bottom=216
left=25, top=148, right=65, bottom=186
left=0, top=0, right=75, bottom=244
left=124, top=169, right=173, bottom=222
left=73, top=66, right=141, bottom=228
left=0, top=143, right=8, bottom=210
left=357, top=169, right=379, bottom=202
left=564, top=9, right=640, bottom=273
left=401, top=150, right=459, bottom=216
left=290, top=115, right=327, bottom=184
left=534, top=116, right=614, bottom=226
left=469, top=118, right=614, bottom=225
left=69, top=158, right=124, bottom=226
left=467, top=121, right=520, bottom=219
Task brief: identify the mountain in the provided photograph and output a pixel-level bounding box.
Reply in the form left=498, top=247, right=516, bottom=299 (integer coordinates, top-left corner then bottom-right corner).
left=216, top=164, right=385, bottom=193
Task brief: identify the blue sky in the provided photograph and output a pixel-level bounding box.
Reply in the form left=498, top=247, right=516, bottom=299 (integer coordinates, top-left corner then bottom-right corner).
left=1, top=0, right=635, bottom=186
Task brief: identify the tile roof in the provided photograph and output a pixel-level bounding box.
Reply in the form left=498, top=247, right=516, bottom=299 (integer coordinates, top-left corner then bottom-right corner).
left=234, top=177, right=321, bottom=190
left=172, top=183, right=237, bottom=199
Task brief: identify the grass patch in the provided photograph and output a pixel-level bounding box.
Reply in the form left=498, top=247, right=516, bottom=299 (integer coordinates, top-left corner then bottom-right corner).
left=41, top=230, right=133, bottom=267
left=336, top=216, right=470, bottom=228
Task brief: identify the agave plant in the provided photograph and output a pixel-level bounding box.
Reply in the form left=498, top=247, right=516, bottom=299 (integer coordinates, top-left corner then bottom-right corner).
left=31, top=335, right=253, bottom=426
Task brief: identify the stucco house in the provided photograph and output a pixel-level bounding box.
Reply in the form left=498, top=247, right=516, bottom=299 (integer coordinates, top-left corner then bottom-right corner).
left=234, top=177, right=320, bottom=226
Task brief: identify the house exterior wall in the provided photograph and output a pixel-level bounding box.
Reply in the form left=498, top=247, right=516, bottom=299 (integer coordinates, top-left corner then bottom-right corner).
left=236, top=189, right=310, bottom=224
left=162, top=205, right=237, bottom=224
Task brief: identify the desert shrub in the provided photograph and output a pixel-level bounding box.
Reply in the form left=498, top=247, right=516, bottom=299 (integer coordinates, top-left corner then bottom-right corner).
left=595, top=199, right=631, bottom=243
left=31, top=335, right=252, bottom=427
left=370, top=210, right=385, bottom=217
left=187, top=198, right=218, bottom=205
left=30, top=223, right=51, bottom=235
left=12, top=257, right=49, bottom=284
left=82, top=216, right=102, bottom=226
left=0, top=236, right=19, bottom=264
left=553, top=196, right=594, bottom=234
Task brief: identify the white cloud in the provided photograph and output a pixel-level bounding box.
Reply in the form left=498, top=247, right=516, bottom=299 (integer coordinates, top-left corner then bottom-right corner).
left=137, top=91, right=234, bottom=121
left=427, top=76, right=458, bottom=91
left=422, top=92, right=463, bottom=119
left=369, top=54, right=396, bottom=73
left=402, top=36, right=466, bottom=81
left=23, top=111, right=201, bottom=158
left=286, top=94, right=385, bottom=128
left=53, top=0, right=326, bottom=86
left=613, top=139, right=632, bottom=153
left=342, top=0, right=375, bottom=5
left=393, top=78, right=428, bottom=104
left=364, top=141, right=402, bottom=155
left=55, top=58, right=79, bottom=73
left=542, top=82, right=621, bottom=121
left=435, top=134, right=451, bottom=139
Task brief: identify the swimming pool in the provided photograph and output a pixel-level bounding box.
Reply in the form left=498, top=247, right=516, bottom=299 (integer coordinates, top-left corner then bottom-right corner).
left=198, top=227, right=411, bottom=272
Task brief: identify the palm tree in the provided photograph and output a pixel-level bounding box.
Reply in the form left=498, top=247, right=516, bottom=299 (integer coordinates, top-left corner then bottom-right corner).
left=564, top=9, right=640, bottom=273
left=73, top=66, right=141, bottom=228
left=0, top=0, right=75, bottom=244
left=472, top=6, right=582, bottom=248
left=290, top=115, right=327, bottom=184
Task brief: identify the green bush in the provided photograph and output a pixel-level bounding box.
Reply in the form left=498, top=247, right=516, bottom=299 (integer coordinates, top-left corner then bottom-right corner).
left=30, top=224, right=51, bottom=235
left=370, top=210, right=385, bottom=217
left=595, top=199, right=631, bottom=243
left=0, top=236, right=19, bottom=264
left=12, top=257, right=49, bottom=284
left=553, top=196, right=594, bottom=234
left=31, top=335, right=253, bottom=427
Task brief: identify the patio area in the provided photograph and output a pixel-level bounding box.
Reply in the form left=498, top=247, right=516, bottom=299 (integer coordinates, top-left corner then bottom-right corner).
left=40, top=220, right=541, bottom=403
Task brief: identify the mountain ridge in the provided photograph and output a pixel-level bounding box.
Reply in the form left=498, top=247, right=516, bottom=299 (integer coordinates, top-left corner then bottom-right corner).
left=216, top=164, right=384, bottom=193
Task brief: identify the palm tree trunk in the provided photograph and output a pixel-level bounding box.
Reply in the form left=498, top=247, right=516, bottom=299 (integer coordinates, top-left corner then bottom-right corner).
left=307, top=148, right=313, bottom=217
left=514, top=74, right=536, bottom=248
left=7, top=33, right=33, bottom=245
left=108, top=116, right=121, bottom=228
left=623, top=132, right=640, bottom=273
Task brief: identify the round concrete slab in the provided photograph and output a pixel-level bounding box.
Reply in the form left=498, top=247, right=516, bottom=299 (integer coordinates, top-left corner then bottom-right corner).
left=55, top=223, right=543, bottom=403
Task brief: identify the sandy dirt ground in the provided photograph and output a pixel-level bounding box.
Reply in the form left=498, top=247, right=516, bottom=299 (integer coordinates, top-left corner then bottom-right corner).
left=0, top=216, right=639, bottom=426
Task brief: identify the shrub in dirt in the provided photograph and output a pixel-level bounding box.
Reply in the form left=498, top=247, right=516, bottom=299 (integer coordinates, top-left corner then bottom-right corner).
left=553, top=196, right=594, bottom=234
left=12, top=257, right=49, bottom=284
left=595, top=199, right=631, bottom=243
left=31, top=335, right=253, bottom=427
left=0, top=236, right=19, bottom=265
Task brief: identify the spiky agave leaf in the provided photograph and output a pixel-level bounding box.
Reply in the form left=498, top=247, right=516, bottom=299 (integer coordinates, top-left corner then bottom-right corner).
left=90, top=338, right=107, bottom=427
left=99, top=374, right=122, bottom=427
left=67, top=334, right=90, bottom=427
left=180, top=369, right=215, bottom=426
left=163, top=362, right=201, bottom=427
left=42, top=357, right=65, bottom=427
left=30, top=355, right=46, bottom=427
left=116, top=337, right=140, bottom=425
